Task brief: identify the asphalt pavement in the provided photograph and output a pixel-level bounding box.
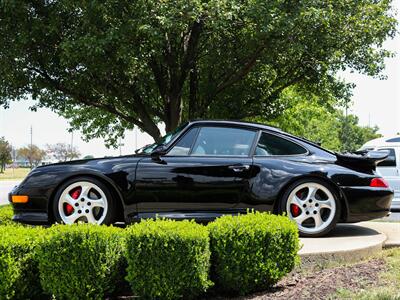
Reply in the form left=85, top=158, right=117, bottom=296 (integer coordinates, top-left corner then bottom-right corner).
left=0, top=180, right=20, bottom=205
left=383, top=211, right=400, bottom=222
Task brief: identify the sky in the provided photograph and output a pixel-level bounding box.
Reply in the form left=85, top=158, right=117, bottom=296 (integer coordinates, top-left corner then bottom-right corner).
left=1, top=3, right=400, bottom=158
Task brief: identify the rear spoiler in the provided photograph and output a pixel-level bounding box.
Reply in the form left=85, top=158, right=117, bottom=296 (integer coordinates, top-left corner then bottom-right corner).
left=335, top=150, right=389, bottom=171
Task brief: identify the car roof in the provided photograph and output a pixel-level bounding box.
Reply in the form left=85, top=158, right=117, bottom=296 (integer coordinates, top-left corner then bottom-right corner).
left=361, top=135, right=400, bottom=149
left=188, top=120, right=282, bottom=133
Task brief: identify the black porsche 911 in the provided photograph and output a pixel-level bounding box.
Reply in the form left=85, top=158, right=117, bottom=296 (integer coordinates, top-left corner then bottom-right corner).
left=9, top=120, right=393, bottom=237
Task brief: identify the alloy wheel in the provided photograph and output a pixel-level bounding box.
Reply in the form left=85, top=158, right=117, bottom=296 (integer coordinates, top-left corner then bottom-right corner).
left=286, top=182, right=336, bottom=235
left=58, top=181, right=108, bottom=224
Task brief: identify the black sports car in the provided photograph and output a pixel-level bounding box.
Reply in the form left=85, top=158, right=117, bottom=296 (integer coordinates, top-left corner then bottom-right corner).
left=9, top=120, right=393, bottom=237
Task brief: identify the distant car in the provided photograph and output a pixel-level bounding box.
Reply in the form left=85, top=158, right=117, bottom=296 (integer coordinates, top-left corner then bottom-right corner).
left=361, top=136, right=400, bottom=211
left=9, top=120, right=393, bottom=237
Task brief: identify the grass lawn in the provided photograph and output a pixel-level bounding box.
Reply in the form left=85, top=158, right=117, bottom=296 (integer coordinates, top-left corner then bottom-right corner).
left=0, top=168, right=30, bottom=181
left=333, top=248, right=400, bottom=299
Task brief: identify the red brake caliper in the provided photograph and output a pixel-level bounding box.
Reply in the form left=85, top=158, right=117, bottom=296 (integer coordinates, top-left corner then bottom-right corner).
left=65, top=187, right=81, bottom=216
left=290, top=191, right=303, bottom=217
left=290, top=204, right=301, bottom=217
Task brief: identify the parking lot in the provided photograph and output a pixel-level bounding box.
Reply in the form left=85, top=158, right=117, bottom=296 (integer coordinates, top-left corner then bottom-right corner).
left=0, top=180, right=19, bottom=205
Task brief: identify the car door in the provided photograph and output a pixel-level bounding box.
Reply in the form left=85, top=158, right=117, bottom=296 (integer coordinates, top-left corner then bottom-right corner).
left=376, top=147, right=400, bottom=198
left=134, top=125, right=258, bottom=217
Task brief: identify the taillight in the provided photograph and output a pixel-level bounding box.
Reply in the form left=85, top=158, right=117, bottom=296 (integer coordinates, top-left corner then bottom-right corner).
left=370, top=178, right=389, bottom=188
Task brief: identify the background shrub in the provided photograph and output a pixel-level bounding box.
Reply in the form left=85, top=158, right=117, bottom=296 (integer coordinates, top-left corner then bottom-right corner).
left=0, top=205, right=14, bottom=225
left=208, top=212, right=300, bottom=295
left=125, top=219, right=212, bottom=299
left=0, top=225, right=45, bottom=299
left=37, top=224, right=125, bottom=300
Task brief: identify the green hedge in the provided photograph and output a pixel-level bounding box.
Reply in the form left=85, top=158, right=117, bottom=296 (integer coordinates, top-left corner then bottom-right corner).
left=208, top=212, right=300, bottom=295
left=0, top=225, right=45, bottom=299
left=0, top=212, right=300, bottom=298
left=0, top=205, right=14, bottom=225
left=125, top=219, right=212, bottom=299
left=37, top=224, right=125, bottom=300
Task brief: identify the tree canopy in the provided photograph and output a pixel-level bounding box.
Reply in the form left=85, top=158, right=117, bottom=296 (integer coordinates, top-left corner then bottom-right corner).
left=46, top=143, right=81, bottom=161
left=0, top=137, right=12, bottom=172
left=17, top=145, right=47, bottom=167
left=0, top=0, right=396, bottom=144
left=258, top=88, right=381, bottom=152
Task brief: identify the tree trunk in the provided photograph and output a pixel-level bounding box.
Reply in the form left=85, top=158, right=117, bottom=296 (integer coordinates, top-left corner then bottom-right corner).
left=164, top=94, right=182, bottom=133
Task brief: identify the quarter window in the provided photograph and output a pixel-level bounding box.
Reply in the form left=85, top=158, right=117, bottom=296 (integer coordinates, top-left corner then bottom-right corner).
left=377, top=148, right=396, bottom=167
left=255, top=133, right=307, bottom=156
left=191, top=127, right=256, bottom=156
left=167, top=128, right=198, bottom=156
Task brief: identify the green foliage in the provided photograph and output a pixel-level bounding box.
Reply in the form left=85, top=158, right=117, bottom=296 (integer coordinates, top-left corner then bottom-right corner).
left=125, top=219, right=212, bottom=299
left=0, top=225, right=45, bottom=299
left=0, top=205, right=14, bottom=225
left=0, top=0, right=396, bottom=144
left=37, top=224, right=125, bottom=300
left=0, top=137, right=12, bottom=173
left=338, top=114, right=381, bottom=152
left=17, top=145, right=47, bottom=168
left=254, top=87, right=381, bottom=152
left=208, top=212, right=300, bottom=295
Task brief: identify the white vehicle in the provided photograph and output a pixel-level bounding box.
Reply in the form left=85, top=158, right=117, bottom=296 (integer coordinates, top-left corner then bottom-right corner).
left=361, top=136, right=400, bottom=210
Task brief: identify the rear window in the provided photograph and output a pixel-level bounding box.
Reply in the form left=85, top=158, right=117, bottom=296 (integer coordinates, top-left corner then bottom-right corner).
left=377, top=148, right=396, bottom=167
left=255, top=133, right=307, bottom=156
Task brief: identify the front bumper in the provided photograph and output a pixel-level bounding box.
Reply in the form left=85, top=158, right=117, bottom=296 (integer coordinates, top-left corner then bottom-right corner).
left=8, top=184, right=50, bottom=225
left=342, top=186, right=393, bottom=223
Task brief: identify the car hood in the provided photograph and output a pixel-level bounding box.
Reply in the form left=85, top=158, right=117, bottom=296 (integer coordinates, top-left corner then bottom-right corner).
left=36, top=154, right=148, bottom=168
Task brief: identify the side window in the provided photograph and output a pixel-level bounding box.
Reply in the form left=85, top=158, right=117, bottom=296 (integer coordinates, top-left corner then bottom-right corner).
left=191, top=127, right=256, bottom=156
left=377, top=148, right=397, bottom=167
left=255, top=133, right=307, bottom=156
left=167, top=128, right=198, bottom=156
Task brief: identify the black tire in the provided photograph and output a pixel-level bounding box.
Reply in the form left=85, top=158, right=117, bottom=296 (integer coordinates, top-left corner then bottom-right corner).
left=278, top=178, right=341, bottom=237
left=53, top=176, right=117, bottom=225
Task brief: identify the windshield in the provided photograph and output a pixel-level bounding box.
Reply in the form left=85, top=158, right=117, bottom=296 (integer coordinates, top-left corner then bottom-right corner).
left=135, top=122, right=188, bottom=154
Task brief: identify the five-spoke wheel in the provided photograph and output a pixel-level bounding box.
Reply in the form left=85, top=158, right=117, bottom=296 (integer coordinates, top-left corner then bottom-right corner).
left=53, top=177, right=115, bottom=225
left=281, top=179, right=340, bottom=237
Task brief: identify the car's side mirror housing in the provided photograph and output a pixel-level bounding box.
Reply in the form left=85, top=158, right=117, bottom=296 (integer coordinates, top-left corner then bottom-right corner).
left=150, top=145, right=167, bottom=160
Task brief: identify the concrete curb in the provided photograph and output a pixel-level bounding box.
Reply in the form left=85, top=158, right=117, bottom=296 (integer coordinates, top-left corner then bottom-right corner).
left=298, top=224, right=388, bottom=267
left=359, top=221, right=400, bottom=249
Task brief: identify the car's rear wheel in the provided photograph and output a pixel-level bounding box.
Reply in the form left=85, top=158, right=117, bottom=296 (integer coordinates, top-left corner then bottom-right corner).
left=279, top=179, right=341, bottom=237
left=53, top=177, right=116, bottom=225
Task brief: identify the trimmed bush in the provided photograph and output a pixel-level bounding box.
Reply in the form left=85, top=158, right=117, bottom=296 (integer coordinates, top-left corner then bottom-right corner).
left=0, top=225, right=46, bottom=299
left=125, top=219, right=212, bottom=299
left=208, top=212, right=300, bottom=294
left=0, top=205, right=14, bottom=225
left=37, top=224, right=125, bottom=300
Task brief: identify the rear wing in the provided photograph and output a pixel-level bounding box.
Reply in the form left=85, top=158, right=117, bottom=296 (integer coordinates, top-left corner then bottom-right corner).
left=335, top=150, right=389, bottom=171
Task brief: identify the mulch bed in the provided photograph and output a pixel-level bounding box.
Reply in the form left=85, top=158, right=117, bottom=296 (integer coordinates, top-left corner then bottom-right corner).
left=212, top=258, right=386, bottom=300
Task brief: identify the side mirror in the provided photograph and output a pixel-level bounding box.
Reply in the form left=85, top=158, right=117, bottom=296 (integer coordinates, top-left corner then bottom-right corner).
left=150, top=145, right=167, bottom=160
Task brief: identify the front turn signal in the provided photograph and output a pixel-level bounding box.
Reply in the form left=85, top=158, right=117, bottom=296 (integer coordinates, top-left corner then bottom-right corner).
left=370, top=178, right=389, bottom=188
left=11, top=195, right=29, bottom=203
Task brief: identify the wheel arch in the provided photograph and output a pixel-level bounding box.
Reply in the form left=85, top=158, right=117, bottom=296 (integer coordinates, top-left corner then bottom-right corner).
left=48, top=172, right=125, bottom=223
left=273, top=174, right=349, bottom=222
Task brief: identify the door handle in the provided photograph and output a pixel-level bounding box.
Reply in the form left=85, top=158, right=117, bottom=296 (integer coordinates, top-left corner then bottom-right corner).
left=228, top=164, right=250, bottom=172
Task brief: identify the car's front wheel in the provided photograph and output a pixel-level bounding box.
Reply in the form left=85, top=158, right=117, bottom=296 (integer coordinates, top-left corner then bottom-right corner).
left=53, top=177, right=116, bottom=225
left=279, top=179, right=341, bottom=237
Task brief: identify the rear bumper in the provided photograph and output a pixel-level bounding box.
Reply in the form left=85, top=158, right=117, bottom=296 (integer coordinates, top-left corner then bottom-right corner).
left=390, top=194, right=400, bottom=211
left=342, top=186, right=393, bottom=222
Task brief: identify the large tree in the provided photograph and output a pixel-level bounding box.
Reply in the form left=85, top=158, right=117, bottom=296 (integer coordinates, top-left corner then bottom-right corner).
left=0, top=0, right=396, bottom=145
left=46, top=143, right=81, bottom=161
left=0, top=137, right=12, bottom=172
left=17, top=145, right=47, bottom=168
left=259, top=88, right=381, bottom=152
